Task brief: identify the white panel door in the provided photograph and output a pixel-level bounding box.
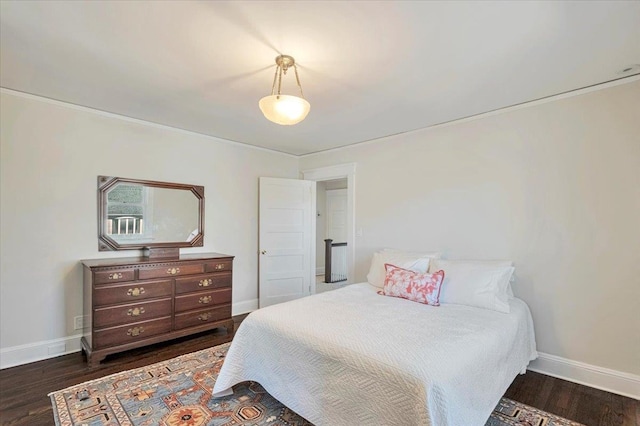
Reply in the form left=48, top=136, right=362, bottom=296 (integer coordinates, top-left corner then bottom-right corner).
left=259, top=177, right=315, bottom=308
left=326, top=189, right=347, bottom=243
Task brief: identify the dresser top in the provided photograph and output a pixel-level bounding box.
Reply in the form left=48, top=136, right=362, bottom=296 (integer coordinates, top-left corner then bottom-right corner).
left=81, top=252, right=233, bottom=268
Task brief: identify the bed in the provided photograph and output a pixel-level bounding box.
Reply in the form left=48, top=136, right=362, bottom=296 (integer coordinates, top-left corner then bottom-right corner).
left=212, top=283, right=537, bottom=425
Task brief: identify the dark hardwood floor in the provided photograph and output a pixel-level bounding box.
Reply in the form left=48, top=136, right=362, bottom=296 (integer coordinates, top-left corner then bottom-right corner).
left=0, top=313, right=637, bottom=426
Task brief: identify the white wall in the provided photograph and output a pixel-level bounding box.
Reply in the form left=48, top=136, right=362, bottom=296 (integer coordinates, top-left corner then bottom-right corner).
left=299, top=81, right=640, bottom=378
left=0, top=91, right=298, bottom=361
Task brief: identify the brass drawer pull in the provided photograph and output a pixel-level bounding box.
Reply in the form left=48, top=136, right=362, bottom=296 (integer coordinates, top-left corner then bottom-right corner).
left=199, top=296, right=212, bottom=304
left=126, top=326, right=145, bottom=336
left=198, top=279, right=212, bottom=287
left=214, top=264, right=225, bottom=270
left=198, top=312, right=211, bottom=321
left=167, top=267, right=180, bottom=275
left=127, top=307, right=145, bottom=316
left=126, top=287, right=145, bottom=297
left=108, top=273, right=123, bottom=280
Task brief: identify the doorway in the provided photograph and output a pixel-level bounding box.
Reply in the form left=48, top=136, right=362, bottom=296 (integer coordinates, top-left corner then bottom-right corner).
left=302, top=163, right=356, bottom=293
left=316, top=182, right=348, bottom=292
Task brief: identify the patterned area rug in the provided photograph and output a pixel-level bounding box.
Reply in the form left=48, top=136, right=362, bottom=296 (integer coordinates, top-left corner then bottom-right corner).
left=50, top=343, right=584, bottom=426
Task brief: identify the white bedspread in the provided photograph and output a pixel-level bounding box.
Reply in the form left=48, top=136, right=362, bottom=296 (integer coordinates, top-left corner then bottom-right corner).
left=213, top=283, right=537, bottom=426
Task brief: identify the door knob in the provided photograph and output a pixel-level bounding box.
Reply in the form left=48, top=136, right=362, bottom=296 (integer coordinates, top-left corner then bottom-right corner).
left=261, top=250, right=267, bottom=255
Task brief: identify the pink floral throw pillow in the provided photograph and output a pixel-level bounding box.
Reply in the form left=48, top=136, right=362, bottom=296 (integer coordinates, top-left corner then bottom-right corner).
left=380, top=263, right=445, bottom=306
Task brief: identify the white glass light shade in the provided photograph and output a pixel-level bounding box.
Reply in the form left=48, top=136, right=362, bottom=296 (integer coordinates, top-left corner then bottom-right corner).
left=259, top=94, right=310, bottom=125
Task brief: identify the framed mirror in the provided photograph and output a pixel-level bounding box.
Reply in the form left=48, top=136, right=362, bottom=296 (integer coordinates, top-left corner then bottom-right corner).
left=98, top=176, right=204, bottom=253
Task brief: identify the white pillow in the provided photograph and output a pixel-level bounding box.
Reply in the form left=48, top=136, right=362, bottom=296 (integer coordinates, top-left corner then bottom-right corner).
left=430, top=258, right=516, bottom=297
left=429, top=259, right=515, bottom=313
left=366, top=249, right=441, bottom=288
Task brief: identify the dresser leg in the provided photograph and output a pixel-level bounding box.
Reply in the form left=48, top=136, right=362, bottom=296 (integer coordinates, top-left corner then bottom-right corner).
left=87, top=354, right=106, bottom=368
left=225, top=320, right=235, bottom=336
left=81, top=337, right=106, bottom=368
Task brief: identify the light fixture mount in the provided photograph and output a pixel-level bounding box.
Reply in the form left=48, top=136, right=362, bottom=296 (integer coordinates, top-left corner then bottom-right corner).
left=259, top=54, right=310, bottom=125
left=275, top=55, right=296, bottom=73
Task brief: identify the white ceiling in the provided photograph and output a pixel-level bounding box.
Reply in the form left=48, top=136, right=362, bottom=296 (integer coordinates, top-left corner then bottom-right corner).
left=1, top=1, right=639, bottom=155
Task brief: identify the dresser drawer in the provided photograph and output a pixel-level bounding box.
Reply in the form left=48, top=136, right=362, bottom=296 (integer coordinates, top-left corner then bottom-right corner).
left=93, top=298, right=172, bottom=328
left=174, top=305, right=231, bottom=330
left=138, top=263, right=204, bottom=280
left=94, top=269, right=135, bottom=285
left=175, top=288, right=232, bottom=313
left=205, top=259, right=232, bottom=273
left=93, top=317, right=172, bottom=349
left=175, top=272, right=231, bottom=294
left=94, top=279, right=172, bottom=306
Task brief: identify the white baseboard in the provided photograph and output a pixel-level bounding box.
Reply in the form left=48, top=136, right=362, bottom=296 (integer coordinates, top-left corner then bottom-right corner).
left=316, top=267, right=325, bottom=275
left=528, top=352, right=640, bottom=400
left=232, top=298, right=258, bottom=315
left=0, top=334, right=82, bottom=370
left=1, top=299, right=259, bottom=370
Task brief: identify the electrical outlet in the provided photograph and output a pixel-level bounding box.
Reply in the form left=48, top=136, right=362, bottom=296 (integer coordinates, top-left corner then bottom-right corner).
left=74, top=315, right=84, bottom=330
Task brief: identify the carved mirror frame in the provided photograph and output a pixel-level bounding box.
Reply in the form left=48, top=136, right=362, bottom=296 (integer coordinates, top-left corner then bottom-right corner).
left=97, top=176, right=204, bottom=252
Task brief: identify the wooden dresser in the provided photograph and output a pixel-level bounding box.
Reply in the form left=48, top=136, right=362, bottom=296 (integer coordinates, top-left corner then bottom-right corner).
left=81, top=252, right=234, bottom=366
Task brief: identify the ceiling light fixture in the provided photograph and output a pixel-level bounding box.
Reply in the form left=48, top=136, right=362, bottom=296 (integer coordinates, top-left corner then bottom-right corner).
left=259, top=55, right=310, bottom=125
